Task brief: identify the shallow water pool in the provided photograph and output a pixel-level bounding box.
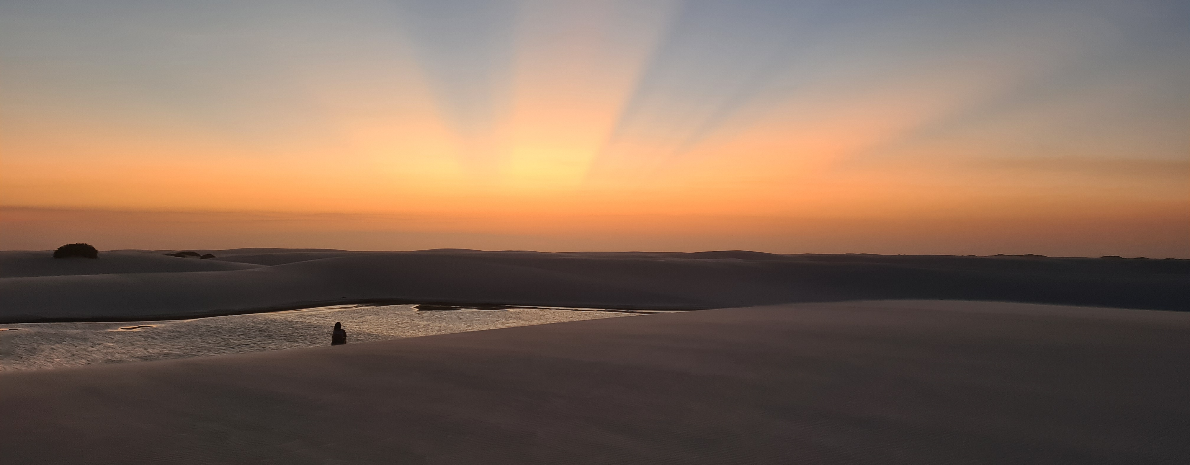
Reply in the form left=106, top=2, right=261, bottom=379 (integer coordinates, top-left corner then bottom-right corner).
left=0, top=304, right=638, bottom=371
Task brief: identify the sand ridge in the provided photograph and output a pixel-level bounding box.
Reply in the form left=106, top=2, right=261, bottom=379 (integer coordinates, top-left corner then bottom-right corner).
left=0, top=250, right=262, bottom=278
left=1, top=249, right=1186, bottom=323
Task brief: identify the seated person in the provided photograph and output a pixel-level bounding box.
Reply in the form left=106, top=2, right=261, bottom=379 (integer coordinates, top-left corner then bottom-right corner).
left=331, top=322, right=347, bottom=345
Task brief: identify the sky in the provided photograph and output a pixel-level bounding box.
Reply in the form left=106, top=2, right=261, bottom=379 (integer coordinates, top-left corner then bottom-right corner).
left=1, top=0, right=1187, bottom=257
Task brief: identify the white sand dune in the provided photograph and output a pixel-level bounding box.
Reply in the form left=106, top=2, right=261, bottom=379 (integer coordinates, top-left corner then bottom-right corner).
left=195, top=249, right=357, bottom=266
left=0, top=250, right=261, bottom=278
left=2, top=300, right=1188, bottom=463
left=1, top=250, right=1187, bottom=322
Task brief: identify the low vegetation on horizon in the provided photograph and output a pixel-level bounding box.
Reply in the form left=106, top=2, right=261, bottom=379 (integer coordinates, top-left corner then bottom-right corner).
left=52, top=243, right=98, bottom=259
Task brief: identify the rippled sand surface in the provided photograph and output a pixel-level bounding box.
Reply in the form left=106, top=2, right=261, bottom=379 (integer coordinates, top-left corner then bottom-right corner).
left=0, top=305, right=636, bottom=371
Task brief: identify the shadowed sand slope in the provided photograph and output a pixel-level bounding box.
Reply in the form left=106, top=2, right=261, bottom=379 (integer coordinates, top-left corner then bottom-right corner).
left=0, top=250, right=263, bottom=278
left=1, top=251, right=1187, bottom=322
left=198, top=248, right=356, bottom=266
left=1, top=301, right=1188, bottom=464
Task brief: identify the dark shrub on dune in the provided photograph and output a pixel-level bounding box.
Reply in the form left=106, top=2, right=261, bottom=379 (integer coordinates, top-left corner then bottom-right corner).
left=53, top=243, right=99, bottom=259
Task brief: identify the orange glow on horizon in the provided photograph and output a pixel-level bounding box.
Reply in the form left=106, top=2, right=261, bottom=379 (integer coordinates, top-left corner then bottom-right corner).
left=1, top=1, right=1187, bottom=256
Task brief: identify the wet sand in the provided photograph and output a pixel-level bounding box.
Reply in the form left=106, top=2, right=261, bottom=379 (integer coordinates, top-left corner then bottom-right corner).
left=2, top=300, right=1188, bottom=464
left=0, top=304, right=635, bottom=371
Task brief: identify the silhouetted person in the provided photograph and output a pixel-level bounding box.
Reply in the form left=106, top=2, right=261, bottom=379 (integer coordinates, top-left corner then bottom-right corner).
left=331, top=322, right=347, bottom=346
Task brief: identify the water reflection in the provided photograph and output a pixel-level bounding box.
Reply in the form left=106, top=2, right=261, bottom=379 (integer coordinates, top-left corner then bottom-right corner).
left=0, top=304, right=635, bottom=371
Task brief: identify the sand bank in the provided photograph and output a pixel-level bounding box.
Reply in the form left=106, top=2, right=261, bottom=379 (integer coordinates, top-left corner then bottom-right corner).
left=1, top=300, right=1187, bottom=463
left=1, top=250, right=1186, bottom=323
left=0, top=250, right=261, bottom=278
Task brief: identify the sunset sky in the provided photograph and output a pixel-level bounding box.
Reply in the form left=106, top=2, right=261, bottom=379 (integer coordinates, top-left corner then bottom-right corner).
left=2, top=0, right=1187, bottom=256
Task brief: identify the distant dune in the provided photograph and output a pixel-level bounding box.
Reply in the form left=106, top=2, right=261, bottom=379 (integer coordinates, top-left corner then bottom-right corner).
left=199, top=249, right=358, bottom=266
left=0, top=250, right=262, bottom=278
left=1, top=249, right=1186, bottom=323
